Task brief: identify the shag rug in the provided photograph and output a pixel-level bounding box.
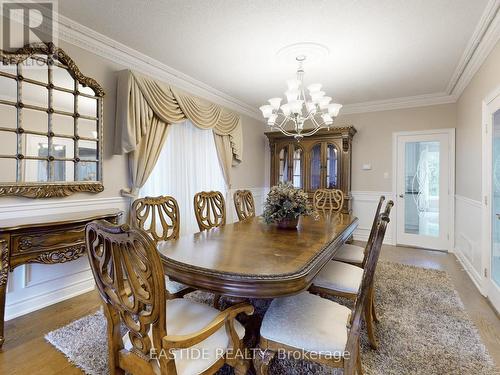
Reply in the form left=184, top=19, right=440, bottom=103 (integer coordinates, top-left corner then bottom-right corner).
left=45, top=261, right=499, bottom=375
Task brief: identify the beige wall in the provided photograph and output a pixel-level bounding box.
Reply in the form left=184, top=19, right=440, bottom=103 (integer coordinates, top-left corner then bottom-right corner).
left=456, top=41, right=500, bottom=201
left=335, top=104, right=457, bottom=192
left=0, top=41, right=267, bottom=205
left=231, top=114, right=267, bottom=189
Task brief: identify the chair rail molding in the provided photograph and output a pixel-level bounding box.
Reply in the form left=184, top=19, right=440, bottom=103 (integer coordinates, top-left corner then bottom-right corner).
left=351, top=191, right=395, bottom=245
left=454, top=194, right=484, bottom=295
left=3, top=196, right=128, bottom=321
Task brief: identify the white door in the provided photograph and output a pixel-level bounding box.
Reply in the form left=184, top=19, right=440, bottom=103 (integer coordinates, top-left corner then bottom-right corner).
left=395, top=130, right=453, bottom=250
left=484, top=93, right=500, bottom=312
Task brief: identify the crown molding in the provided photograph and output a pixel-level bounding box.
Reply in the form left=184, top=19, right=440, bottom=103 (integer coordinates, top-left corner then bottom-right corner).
left=340, top=92, right=456, bottom=115
left=447, top=0, right=500, bottom=98
left=54, top=15, right=262, bottom=120
left=29, top=1, right=498, bottom=120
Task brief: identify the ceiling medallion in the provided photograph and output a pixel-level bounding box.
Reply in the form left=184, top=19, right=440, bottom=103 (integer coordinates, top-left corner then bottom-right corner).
left=260, top=43, right=342, bottom=140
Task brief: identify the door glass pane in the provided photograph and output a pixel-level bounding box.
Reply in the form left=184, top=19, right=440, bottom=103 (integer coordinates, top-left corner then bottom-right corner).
left=278, top=146, right=288, bottom=183
left=292, top=146, right=302, bottom=188
left=310, top=144, right=321, bottom=190
left=326, top=144, right=338, bottom=188
left=492, top=109, right=500, bottom=286
left=404, top=141, right=440, bottom=237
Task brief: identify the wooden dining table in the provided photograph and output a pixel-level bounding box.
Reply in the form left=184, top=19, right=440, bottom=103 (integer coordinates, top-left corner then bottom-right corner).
left=158, top=212, right=358, bottom=299
left=158, top=212, right=358, bottom=372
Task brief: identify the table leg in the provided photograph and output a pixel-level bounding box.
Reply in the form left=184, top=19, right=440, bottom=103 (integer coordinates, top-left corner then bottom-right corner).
left=0, top=239, right=10, bottom=349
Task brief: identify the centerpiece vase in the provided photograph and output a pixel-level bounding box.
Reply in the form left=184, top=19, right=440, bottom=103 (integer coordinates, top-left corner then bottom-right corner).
left=277, top=217, right=299, bottom=229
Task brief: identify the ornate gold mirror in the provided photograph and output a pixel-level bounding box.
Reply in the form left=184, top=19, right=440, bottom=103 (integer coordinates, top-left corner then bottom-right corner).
left=0, top=42, right=104, bottom=198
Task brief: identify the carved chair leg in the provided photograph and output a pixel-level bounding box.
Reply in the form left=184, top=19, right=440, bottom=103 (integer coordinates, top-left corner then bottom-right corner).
left=364, top=297, right=378, bottom=350
left=233, top=354, right=251, bottom=375
left=103, top=303, right=125, bottom=375
left=371, top=287, right=379, bottom=323
left=356, top=340, right=363, bottom=375
left=253, top=348, right=275, bottom=375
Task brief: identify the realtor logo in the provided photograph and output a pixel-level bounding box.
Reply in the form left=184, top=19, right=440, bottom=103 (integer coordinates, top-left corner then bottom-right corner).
left=1, top=1, right=58, bottom=50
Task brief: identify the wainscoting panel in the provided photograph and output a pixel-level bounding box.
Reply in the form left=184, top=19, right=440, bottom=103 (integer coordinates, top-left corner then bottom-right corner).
left=454, top=195, right=484, bottom=294
left=351, top=191, right=395, bottom=245
left=4, top=196, right=129, bottom=321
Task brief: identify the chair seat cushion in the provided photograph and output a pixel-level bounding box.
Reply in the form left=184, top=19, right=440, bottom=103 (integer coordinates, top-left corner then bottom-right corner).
left=165, top=276, right=189, bottom=294
left=313, top=260, right=363, bottom=294
left=260, top=292, right=351, bottom=354
left=123, top=298, right=245, bottom=375
left=333, top=243, right=364, bottom=264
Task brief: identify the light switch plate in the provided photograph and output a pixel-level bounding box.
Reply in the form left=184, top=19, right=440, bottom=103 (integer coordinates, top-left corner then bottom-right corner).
left=362, top=164, right=372, bottom=170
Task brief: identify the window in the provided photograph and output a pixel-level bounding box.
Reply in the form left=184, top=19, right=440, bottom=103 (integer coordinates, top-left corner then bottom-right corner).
left=141, top=120, right=226, bottom=236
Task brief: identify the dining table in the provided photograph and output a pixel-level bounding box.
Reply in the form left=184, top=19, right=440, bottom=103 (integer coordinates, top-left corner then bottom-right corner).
left=158, top=212, right=358, bottom=355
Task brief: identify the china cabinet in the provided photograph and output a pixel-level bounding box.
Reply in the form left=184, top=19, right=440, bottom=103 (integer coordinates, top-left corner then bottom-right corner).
left=266, top=126, right=356, bottom=213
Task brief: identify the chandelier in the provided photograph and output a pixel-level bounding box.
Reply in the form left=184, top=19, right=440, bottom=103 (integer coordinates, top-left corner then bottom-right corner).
left=259, top=55, right=342, bottom=140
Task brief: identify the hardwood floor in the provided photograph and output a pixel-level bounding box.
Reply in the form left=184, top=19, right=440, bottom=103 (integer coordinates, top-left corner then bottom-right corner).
left=0, top=244, right=499, bottom=374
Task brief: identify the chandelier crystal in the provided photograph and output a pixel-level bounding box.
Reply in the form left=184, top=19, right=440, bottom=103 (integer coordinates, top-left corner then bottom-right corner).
left=260, top=55, right=342, bottom=140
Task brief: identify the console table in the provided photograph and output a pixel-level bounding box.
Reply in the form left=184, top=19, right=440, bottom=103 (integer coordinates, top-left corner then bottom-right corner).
left=0, top=208, right=123, bottom=348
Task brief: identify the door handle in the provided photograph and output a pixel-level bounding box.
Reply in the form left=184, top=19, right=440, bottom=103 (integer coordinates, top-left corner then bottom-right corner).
left=399, top=194, right=404, bottom=198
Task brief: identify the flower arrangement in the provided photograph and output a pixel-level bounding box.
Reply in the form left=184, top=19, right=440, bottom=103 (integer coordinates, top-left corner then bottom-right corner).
left=263, top=182, right=317, bottom=228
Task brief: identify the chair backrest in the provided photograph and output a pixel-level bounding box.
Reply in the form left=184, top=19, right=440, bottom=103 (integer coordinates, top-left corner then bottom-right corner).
left=194, top=191, right=226, bottom=231
left=313, top=189, right=344, bottom=212
left=344, top=200, right=393, bottom=374
left=131, top=195, right=180, bottom=244
left=85, top=220, right=173, bottom=373
left=233, top=190, right=256, bottom=221
left=361, top=195, right=385, bottom=267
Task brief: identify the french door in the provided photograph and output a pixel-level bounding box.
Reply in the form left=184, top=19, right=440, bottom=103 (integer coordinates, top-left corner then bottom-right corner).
left=395, top=130, right=454, bottom=251
left=483, top=90, right=500, bottom=313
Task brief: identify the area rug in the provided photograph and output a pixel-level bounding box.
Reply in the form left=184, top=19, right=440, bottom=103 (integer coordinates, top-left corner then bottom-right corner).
left=45, top=261, right=499, bottom=375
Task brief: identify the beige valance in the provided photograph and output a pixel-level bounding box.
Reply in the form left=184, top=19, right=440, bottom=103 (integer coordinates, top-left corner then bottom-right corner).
left=114, top=70, right=243, bottom=197
left=114, top=70, right=243, bottom=163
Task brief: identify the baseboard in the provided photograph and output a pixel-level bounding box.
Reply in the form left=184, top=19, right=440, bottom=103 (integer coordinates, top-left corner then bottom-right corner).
left=454, top=247, right=485, bottom=296
left=5, top=275, right=95, bottom=320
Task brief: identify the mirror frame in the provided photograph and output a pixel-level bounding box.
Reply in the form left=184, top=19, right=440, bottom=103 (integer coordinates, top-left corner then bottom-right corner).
left=0, top=42, right=104, bottom=198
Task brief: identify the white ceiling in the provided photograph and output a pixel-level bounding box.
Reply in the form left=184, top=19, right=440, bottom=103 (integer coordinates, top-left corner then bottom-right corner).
left=58, top=0, right=490, bottom=109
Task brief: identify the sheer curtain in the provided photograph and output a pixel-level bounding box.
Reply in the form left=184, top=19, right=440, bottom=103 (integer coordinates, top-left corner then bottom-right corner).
left=140, top=120, right=227, bottom=236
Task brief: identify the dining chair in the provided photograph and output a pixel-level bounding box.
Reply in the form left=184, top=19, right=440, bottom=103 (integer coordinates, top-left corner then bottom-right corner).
left=309, top=201, right=394, bottom=350
left=85, top=220, right=254, bottom=375
left=333, top=195, right=386, bottom=267
left=131, top=196, right=193, bottom=299
left=254, top=208, right=390, bottom=375
left=313, top=188, right=344, bottom=212
left=193, top=191, right=226, bottom=231
left=233, top=190, right=256, bottom=221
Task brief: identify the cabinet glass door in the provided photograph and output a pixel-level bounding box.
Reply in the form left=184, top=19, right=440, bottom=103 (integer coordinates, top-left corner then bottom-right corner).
left=292, top=146, right=303, bottom=188
left=278, top=146, right=288, bottom=183
left=310, top=143, right=322, bottom=190
left=326, top=144, right=338, bottom=188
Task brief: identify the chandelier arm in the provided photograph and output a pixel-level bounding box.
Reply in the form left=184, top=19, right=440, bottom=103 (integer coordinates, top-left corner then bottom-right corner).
left=297, top=125, right=325, bottom=137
